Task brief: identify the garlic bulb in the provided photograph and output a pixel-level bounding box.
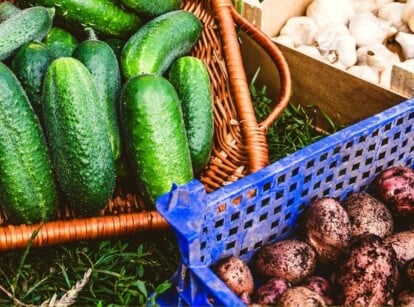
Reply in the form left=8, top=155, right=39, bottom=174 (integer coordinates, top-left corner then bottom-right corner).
left=317, top=34, right=357, bottom=68
left=347, top=65, right=380, bottom=84
left=395, top=32, right=414, bottom=59
left=356, top=44, right=401, bottom=71
left=306, top=0, right=355, bottom=28
left=272, top=35, right=295, bottom=48
left=379, top=66, right=392, bottom=88
left=296, top=45, right=324, bottom=60
left=409, top=15, right=414, bottom=33
left=348, top=0, right=393, bottom=14
left=348, top=13, right=398, bottom=47
left=402, top=0, right=414, bottom=24
left=314, top=23, right=350, bottom=51
left=279, top=16, right=318, bottom=47
left=378, top=2, right=405, bottom=29
left=348, top=0, right=378, bottom=13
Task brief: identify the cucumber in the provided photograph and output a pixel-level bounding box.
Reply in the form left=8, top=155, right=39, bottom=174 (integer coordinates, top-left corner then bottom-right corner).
left=44, top=27, right=78, bottom=58
left=119, top=0, right=181, bottom=17
left=104, top=38, right=125, bottom=60
left=73, top=28, right=122, bottom=162
left=20, top=0, right=142, bottom=38
left=0, top=62, right=58, bottom=224
left=168, top=56, right=213, bottom=175
left=0, top=6, right=54, bottom=61
left=42, top=57, right=116, bottom=215
left=11, top=41, right=55, bottom=118
left=121, top=10, right=202, bottom=79
left=0, top=1, right=21, bottom=21
left=119, top=74, right=193, bottom=205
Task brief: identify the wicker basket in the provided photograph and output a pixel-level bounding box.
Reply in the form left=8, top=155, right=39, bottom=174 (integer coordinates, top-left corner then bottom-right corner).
left=0, top=0, right=291, bottom=250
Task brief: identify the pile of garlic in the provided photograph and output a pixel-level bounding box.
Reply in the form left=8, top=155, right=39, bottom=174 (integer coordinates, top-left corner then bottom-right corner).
left=273, top=0, right=414, bottom=88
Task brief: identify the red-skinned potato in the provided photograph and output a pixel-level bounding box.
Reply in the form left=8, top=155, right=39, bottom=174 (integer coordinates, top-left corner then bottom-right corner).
left=336, top=234, right=398, bottom=306
left=384, top=230, right=414, bottom=267
left=372, top=165, right=414, bottom=217
left=214, top=256, right=254, bottom=301
left=277, top=286, right=327, bottom=307
left=304, top=197, right=352, bottom=264
left=252, top=277, right=290, bottom=305
left=301, top=275, right=334, bottom=305
left=253, top=239, right=317, bottom=284
left=341, top=192, right=394, bottom=238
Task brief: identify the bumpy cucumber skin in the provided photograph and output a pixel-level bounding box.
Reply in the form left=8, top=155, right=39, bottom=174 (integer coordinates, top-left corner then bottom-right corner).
left=20, top=0, right=141, bottom=38
left=0, top=62, right=58, bottom=224
left=120, top=0, right=181, bottom=17
left=11, top=41, right=55, bottom=118
left=42, top=57, right=116, bottom=215
left=0, top=1, right=21, bottom=21
left=0, top=6, right=54, bottom=61
left=168, top=56, right=213, bottom=175
left=73, top=39, right=122, bottom=162
left=44, top=27, right=78, bottom=58
left=121, top=10, right=202, bottom=79
left=120, top=74, right=193, bottom=205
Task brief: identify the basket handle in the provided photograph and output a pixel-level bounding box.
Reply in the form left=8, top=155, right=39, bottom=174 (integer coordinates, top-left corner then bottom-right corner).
left=230, top=5, right=292, bottom=131
left=213, top=0, right=291, bottom=172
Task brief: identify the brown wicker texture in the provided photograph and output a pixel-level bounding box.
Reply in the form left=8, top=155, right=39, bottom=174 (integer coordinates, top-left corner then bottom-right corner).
left=0, top=0, right=291, bottom=250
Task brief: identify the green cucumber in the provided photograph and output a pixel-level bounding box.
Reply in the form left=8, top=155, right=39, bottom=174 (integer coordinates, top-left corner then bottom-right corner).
left=104, top=38, right=125, bottom=60
left=44, top=27, right=78, bottom=58
left=0, top=1, right=21, bottom=21
left=0, top=62, right=58, bottom=224
left=11, top=41, right=55, bottom=117
left=0, top=6, right=54, bottom=61
left=121, top=10, right=202, bottom=79
left=119, top=0, right=181, bottom=17
left=168, top=56, right=213, bottom=175
left=42, top=57, right=116, bottom=215
left=73, top=28, right=122, bottom=162
left=120, top=74, right=193, bottom=205
left=20, top=0, right=142, bottom=38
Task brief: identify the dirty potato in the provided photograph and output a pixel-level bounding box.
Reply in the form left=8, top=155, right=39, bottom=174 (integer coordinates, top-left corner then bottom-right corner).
left=252, top=277, right=290, bottom=305
left=301, top=275, right=334, bottom=305
left=384, top=230, right=414, bottom=267
left=342, top=192, right=394, bottom=238
left=304, top=197, right=352, bottom=264
left=214, top=256, right=254, bottom=299
left=372, top=165, right=414, bottom=217
left=336, top=234, right=398, bottom=306
left=396, top=290, right=414, bottom=307
left=253, top=239, right=317, bottom=284
left=278, top=286, right=327, bottom=307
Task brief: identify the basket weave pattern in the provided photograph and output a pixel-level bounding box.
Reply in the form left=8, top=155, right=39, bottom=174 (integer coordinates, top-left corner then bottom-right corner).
left=0, top=0, right=291, bottom=250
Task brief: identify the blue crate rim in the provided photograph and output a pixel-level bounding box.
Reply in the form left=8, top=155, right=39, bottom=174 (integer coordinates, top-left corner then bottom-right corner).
left=157, top=97, right=414, bottom=217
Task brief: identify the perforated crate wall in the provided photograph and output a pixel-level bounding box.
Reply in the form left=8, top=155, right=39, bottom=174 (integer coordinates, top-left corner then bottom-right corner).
left=157, top=98, right=414, bottom=306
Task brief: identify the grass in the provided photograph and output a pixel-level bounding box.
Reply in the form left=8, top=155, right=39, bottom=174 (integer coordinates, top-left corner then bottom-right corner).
left=0, top=80, right=338, bottom=306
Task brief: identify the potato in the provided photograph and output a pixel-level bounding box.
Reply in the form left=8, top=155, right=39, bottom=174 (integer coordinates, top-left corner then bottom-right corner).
left=252, top=277, right=290, bottom=305
left=396, top=290, right=414, bottom=307
left=214, top=256, right=254, bottom=299
left=372, top=165, right=414, bottom=217
left=301, top=275, right=334, bottom=305
left=341, top=192, right=394, bottom=238
left=304, top=197, right=352, bottom=264
left=384, top=230, right=414, bottom=267
left=336, top=234, right=398, bottom=306
left=277, top=286, right=327, bottom=307
left=253, top=239, right=317, bottom=284
left=405, top=258, right=414, bottom=285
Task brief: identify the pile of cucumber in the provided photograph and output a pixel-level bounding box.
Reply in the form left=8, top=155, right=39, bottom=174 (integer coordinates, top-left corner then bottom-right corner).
left=0, top=0, right=214, bottom=224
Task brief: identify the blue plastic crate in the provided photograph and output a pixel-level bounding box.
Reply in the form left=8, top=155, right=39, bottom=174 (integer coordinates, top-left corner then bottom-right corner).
left=156, top=97, right=414, bottom=306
